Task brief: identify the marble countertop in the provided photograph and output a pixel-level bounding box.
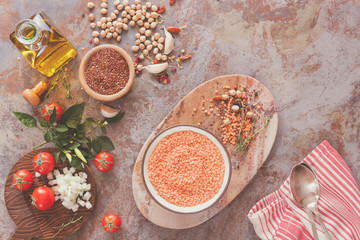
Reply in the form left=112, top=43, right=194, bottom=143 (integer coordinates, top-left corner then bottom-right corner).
left=1, top=0, right=359, bottom=239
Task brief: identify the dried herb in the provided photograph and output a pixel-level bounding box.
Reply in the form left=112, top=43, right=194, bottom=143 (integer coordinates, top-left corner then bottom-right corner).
left=13, top=103, right=124, bottom=170
left=45, top=69, right=72, bottom=98
left=53, top=213, right=83, bottom=237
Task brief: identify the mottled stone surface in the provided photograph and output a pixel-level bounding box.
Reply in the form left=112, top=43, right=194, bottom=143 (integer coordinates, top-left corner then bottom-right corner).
left=1, top=0, right=359, bottom=239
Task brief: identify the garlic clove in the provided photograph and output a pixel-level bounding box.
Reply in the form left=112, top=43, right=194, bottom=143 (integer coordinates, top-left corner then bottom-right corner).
left=101, top=104, right=121, bottom=118
left=143, top=62, right=168, bottom=74
left=163, top=27, right=174, bottom=55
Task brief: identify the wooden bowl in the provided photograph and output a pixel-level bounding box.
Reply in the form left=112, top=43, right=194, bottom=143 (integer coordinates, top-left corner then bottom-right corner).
left=79, top=44, right=135, bottom=101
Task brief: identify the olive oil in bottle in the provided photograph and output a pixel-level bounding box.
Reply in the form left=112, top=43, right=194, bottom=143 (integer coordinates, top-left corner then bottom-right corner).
left=10, top=12, right=77, bottom=77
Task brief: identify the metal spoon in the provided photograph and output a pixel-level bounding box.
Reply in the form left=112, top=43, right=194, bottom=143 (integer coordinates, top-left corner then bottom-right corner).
left=290, top=163, right=332, bottom=240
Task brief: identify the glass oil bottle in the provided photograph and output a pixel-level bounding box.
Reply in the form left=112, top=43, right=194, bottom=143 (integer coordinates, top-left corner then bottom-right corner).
left=10, top=12, right=77, bottom=77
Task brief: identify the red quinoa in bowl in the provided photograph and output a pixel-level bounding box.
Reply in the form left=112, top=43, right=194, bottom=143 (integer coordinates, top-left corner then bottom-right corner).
left=84, top=48, right=130, bottom=95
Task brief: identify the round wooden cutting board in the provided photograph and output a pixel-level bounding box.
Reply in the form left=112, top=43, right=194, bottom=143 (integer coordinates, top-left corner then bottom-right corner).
left=4, top=148, right=96, bottom=239
left=132, top=74, right=278, bottom=229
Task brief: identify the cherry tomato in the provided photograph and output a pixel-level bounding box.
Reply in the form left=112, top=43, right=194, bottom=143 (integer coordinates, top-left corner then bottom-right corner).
left=33, top=152, right=55, bottom=175
left=12, top=170, right=33, bottom=191
left=94, top=152, right=114, bottom=172
left=32, top=186, right=55, bottom=210
left=102, top=213, right=121, bottom=233
left=42, top=102, right=63, bottom=122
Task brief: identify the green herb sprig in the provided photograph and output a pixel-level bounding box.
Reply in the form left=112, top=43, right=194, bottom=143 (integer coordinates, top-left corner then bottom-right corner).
left=53, top=213, right=83, bottom=237
left=13, top=102, right=124, bottom=170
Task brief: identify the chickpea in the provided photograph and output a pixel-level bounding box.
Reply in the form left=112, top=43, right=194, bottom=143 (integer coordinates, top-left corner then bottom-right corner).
left=155, top=53, right=162, bottom=61
left=131, top=4, right=136, bottom=10
left=139, top=27, right=146, bottom=34
left=117, top=18, right=123, bottom=23
left=110, top=26, right=115, bottom=32
left=150, top=22, right=157, bottom=29
left=140, top=35, right=146, bottom=42
left=143, top=49, right=149, bottom=56
left=145, top=13, right=151, bottom=19
left=153, top=47, right=159, bottom=55
left=101, top=17, right=107, bottom=23
left=129, top=21, right=135, bottom=27
left=105, top=29, right=109, bottom=34
left=122, top=18, right=128, bottom=23
left=114, top=0, right=120, bottom=6
left=92, top=31, right=100, bottom=37
left=100, top=30, right=106, bottom=38
left=97, top=21, right=102, bottom=27
left=145, top=29, right=151, bottom=37
left=135, top=39, right=141, bottom=45
left=161, top=55, right=168, bottom=61
left=151, top=5, right=158, bottom=12
left=137, top=20, right=144, bottom=26
left=139, top=43, right=145, bottom=50
left=101, top=23, right=107, bottom=29
left=90, top=22, right=96, bottom=29
left=134, top=0, right=141, bottom=5
left=106, top=22, right=112, bottom=28
left=147, top=17, right=154, bottom=23
left=101, top=2, right=108, bottom=8
left=122, top=23, right=128, bottom=30
left=114, top=10, right=119, bottom=15
left=146, top=44, right=153, bottom=51
left=154, top=32, right=161, bottom=40
left=116, top=36, right=122, bottom=42
left=139, top=54, right=145, bottom=60
left=144, top=22, right=150, bottom=29
left=129, top=10, right=135, bottom=16
left=113, top=21, right=118, bottom=27
left=117, top=4, right=124, bottom=10
left=111, top=13, right=117, bottom=19
left=107, top=17, right=112, bottom=22
left=136, top=4, right=142, bottom=10
left=135, top=33, right=141, bottom=38
left=181, top=49, right=185, bottom=54
left=140, top=15, right=145, bottom=21
left=145, top=2, right=152, bottom=8
left=132, top=15, right=139, bottom=21
left=115, top=28, right=122, bottom=34
left=100, top=8, right=108, bottom=14
left=144, top=40, right=151, bottom=46
left=157, top=43, right=163, bottom=50
left=94, top=37, right=100, bottom=45
left=150, top=12, right=159, bottom=18
left=113, top=32, right=118, bottom=38
left=158, top=37, right=164, bottom=43
left=125, top=6, right=131, bottom=12
left=101, top=0, right=107, bottom=3
left=152, top=41, right=158, bottom=47
left=142, top=6, right=147, bottom=12
left=106, top=33, right=113, bottom=39
left=122, top=0, right=129, bottom=6
left=136, top=64, right=143, bottom=71
left=87, top=2, right=95, bottom=9
left=117, top=22, right=123, bottom=28
left=132, top=46, right=139, bottom=52
left=89, top=13, right=95, bottom=22
left=151, top=36, right=155, bottom=41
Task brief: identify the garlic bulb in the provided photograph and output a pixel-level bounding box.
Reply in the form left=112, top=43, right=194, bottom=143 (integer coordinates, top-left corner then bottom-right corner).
left=101, top=104, right=121, bottom=118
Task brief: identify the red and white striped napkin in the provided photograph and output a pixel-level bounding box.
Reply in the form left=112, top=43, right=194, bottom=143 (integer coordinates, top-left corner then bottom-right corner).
left=248, top=140, right=360, bottom=240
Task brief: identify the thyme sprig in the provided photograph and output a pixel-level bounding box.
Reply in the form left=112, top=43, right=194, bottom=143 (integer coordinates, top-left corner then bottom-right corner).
left=45, top=69, right=72, bottom=98
left=53, top=213, right=83, bottom=237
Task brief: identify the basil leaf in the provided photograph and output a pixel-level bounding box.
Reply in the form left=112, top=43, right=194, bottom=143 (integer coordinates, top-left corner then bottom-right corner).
left=60, top=102, right=85, bottom=128
left=99, top=136, right=115, bottom=150
left=67, top=142, right=81, bottom=150
left=49, top=107, right=57, bottom=124
left=77, top=123, right=86, bottom=134
left=105, top=112, right=125, bottom=124
left=100, top=126, right=107, bottom=134
left=40, top=119, right=51, bottom=128
left=55, top=124, right=68, bottom=133
left=91, top=138, right=101, bottom=154
left=85, top=118, right=96, bottom=126
left=69, top=156, right=84, bottom=171
left=60, top=152, right=66, bottom=163
left=13, top=112, right=37, bottom=128
left=53, top=151, right=60, bottom=164
left=77, top=138, right=89, bottom=143
left=44, top=131, right=51, bottom=142
left=81, top=147, right=95, bottom=160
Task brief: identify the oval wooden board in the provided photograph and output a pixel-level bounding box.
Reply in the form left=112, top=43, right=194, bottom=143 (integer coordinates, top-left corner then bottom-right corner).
left=132, top=74, right=278, bottom=229
left=4, top=148, right=96, bottom=239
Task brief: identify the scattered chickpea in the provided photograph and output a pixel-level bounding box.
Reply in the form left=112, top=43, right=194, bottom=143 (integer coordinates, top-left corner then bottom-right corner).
left=135, top=33, right=141, bottom=38
left=139, top=43, right=145, bottom=50
left=90, top=22, right=96, bottom=29
left=113, top=32, right=118, bottom=38
left=158, top=36, right=164, bottom=43
left=122, top=18, right=128, bottom=23
left=132, top=15, right=139, bottom=21
left=143, top=49, right=149, bottom=56
left=144, top=40, right=151, bottom=46
left=116, top=36, right=122, bottom=41
left=101, top=17, right=107, bottom=23
left=92, top=31, right=100, bottom=37
left=144, top=22, right=150, bottom=29
left=145, top=29, right=151, bottom=37
left=161, top=55, right=168, bottom=61
left=145, top=2, right=152, bottom=8
left=197, top=122, right=201, bottom=126
left=136, top=4, right=142, bottom=10
left=181, top=49, right=185, bottom=54
left=116, top=28, right=122, bottom=34
left=81, top=47, right=85, bottom=51
left=134, top=0, right=141, bottom=4
left=155, top=53, right=162, bottom=61
left=150, top=22, right=157, bottom=29
left=110, top=13, right=116, bottom=19
left=114, top=10, right=119, bottom=15
left=131, top=4, right=136, bottom=9
left=106, top=22, right=112, bottom=28
left=157, top=43, right=163, bottom=50
left=117, top=4, right=124, bottom=10
left=229, top=90, right=236, bottom=96
left=121, top=11, right=127, bottom=17
left=100, top=8, right=108, bottom=14
left=139, top=27, right=146, bottom=34
left=123, top=0, right=129, bottom=6
left=135, top=39, right=141, bottom=45
left=114, top=0, right=120, bottom=6
left=221, top=94, right=229, bottom=100
left=152, top=41, right=158, bottom=47
left=139, top=35, right=146, bottom=42
left=113, top=21, right=118, bottom=27
left=154, top=32, right=160, bottom=40
left=137, top=20, right=144, bottom=26
left=101, top=23, right=107, bottom=29
left=129, top=20, right=135, bottom=27
left=132, top=46, right=139, bottom=52
left=106, top=17, right=112, bottom=22
left=231, top=105, right=239, bottom=112
left=147, top=17, right=154, bottom=23
left=146, top=45, right=153, bottom=51
left=150, top=12, right=159, bottom=18
left=106, top=33, right=113, bottom=39
left=110, top=26, right=115, bottom=32
left=88, top=2, right=95, bottom=9
left=153, top=48, right=159, bottom=55
left=100, top=30, right=106, bottom=38
left=101, top=2, right=108, bottom=8
left=146, top=12, right=151, bottom=19
left=97, top=21, right=102, bottom=27
left=89, top=13, right=95, bottom=22
left=129, top=10, right=136, bottom=16
left=122, top=23, right=128, bottom=30
left=151, top=5, right=158, bottom=11
left=94, top=37, right=100, bottom=45
left=125, top=6, right=131, bottom=12
left=101, top=0, right=107, bottom=3
left=136, top=64, right=143, bottom=71
left=126, top=14, right=131, bottom=19
left=139, top=54, right=145, bottom=59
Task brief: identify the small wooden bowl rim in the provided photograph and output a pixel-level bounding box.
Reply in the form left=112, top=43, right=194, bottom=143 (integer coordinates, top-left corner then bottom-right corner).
left=78, top=44, right=135, bottom=101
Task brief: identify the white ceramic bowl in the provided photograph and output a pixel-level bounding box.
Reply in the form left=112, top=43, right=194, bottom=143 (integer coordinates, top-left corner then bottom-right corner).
left=142, top=125, right=231, bottom=214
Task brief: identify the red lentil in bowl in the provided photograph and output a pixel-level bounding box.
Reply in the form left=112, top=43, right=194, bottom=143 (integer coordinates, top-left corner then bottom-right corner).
left=142, top=125, right=231, bottom=214
left=79, top=45, right=135, bottom=101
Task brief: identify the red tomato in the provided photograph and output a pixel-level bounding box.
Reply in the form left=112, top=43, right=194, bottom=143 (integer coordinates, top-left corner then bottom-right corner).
left=12, top=170, right=33, bottom=191
left=94, top=152, right=114, bottom=172
left=102, top=213, right=121, bottom=233
left=33, top=152, right=55, bottom=174
left=42, top=102, right=63, bottom=122
left=32, top=186, right=55, bottom=210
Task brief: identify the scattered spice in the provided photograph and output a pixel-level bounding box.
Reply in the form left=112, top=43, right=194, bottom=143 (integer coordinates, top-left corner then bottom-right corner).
left=148, top=130, right=224, bottom=207
left=85, top=48, right=130, bottom=95
left=146, top=101, right=153, bottom=112
left=169, top=0, right=176, bottom=5
left=157, top=5, right=166, bottom=14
